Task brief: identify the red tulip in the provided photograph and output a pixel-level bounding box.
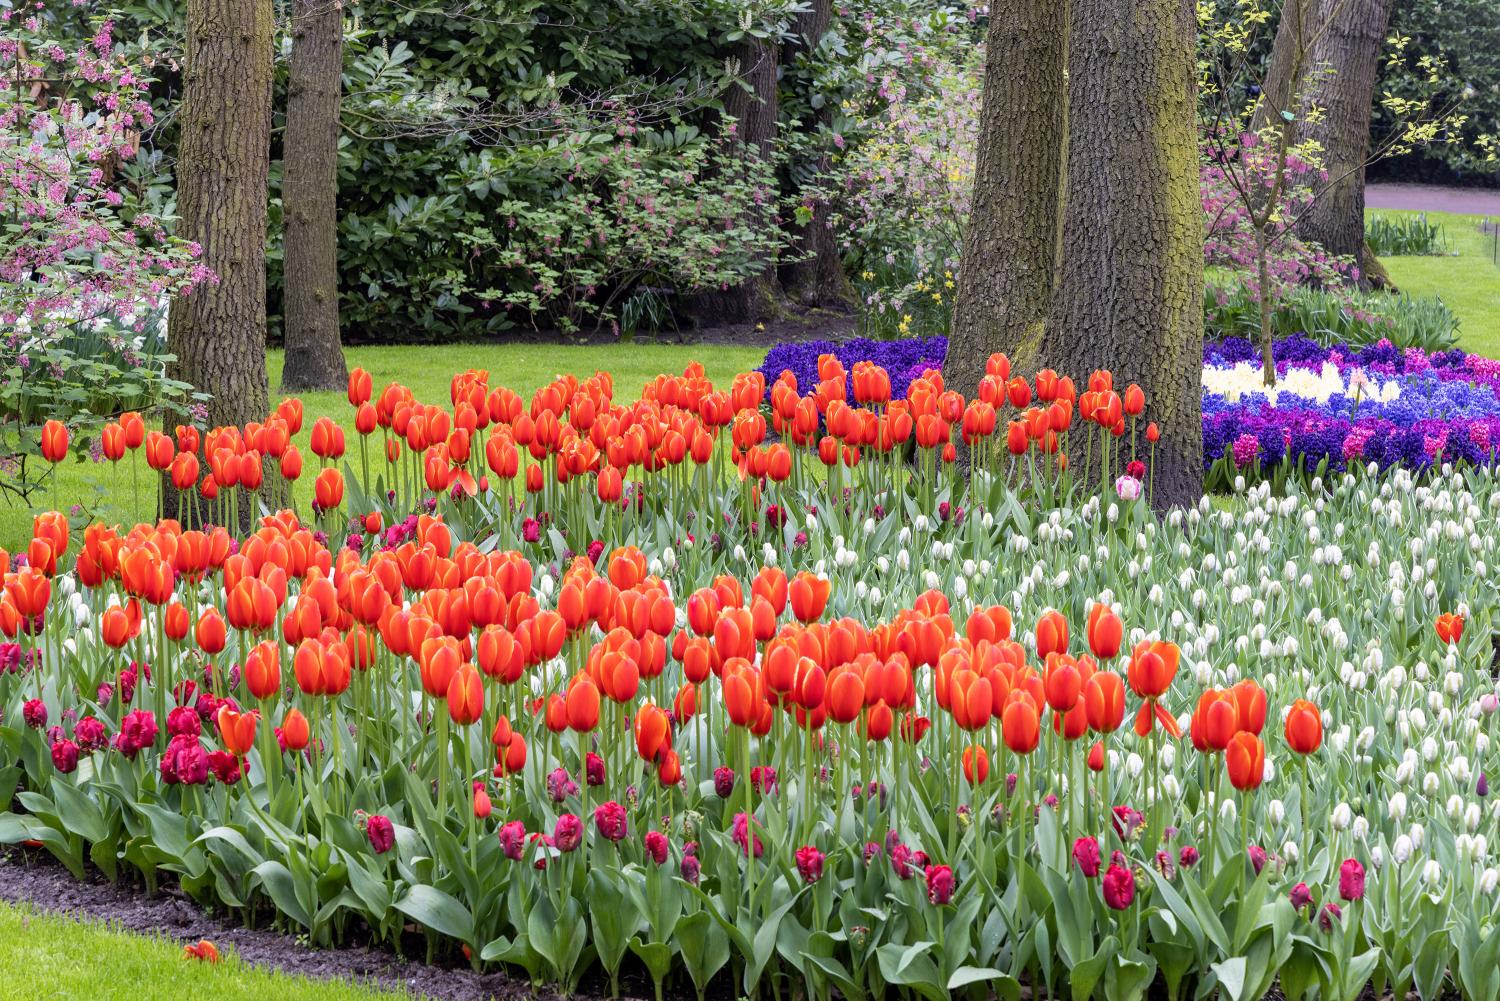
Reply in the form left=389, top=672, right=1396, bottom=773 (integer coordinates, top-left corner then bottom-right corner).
left=1283, top=699, right=1322, bottom=755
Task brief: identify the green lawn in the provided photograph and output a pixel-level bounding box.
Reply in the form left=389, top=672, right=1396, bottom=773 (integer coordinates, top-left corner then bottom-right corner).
left=1, top=342, right=767, bottom=552
left=0, top=901, right=411, bottom=1001
left=1366, top=208, right=1500, bottom=357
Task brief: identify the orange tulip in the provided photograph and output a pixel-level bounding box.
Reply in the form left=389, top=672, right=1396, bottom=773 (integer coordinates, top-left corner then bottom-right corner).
left=163, top=602, right=190, bottom=643
left=1229, top=679, right=1267, bottom=735
left=1225, top=731, right=1266, bottom=791
left=658, top=749, right=683, bottom=785
left=1086, top=604, right=1122, bottom=659
left=504, top=733, right=528, bottom=774
left=1043, top=654, right=1083, bottom=713
left=101, top=422, right=126, bottom=461
left=1283, top=699, right=1322, bottom=755
left=40, top=420, right=69, bottom=462
left=1190, top=689, right=1238, bottom=752
left=788, top=573, right=832, bottom=623
left=750, top=567, right=788, bottom=616
left=100, top=605, right=136, bottom=648
left=314, top=468, right=345, bottom=511
left=195, top=608, right=227, bottom=655
left=962, top=744, right=990, bottom=786
left=280, top=446, right=303, bottom=482
left=634, top=705, right=671, bottom=763
left=245, top=641, right=281, bottom=700
left=1001, top=693, right=1040, bottom=754
left=447, top=664, right=484, bottom=725
left=1083, top=671, right=1125, bottom=733
left=722, top=663, right=760, bottom=727
left=120, top=411, right=145, bottom=449
left=565, top=676, right=601, bottom=732
left=216, top=706, right=258, bottom=757
left=1035, top=610, right=1068, bottom=659
left=1436, top=612, right=1464, bottom=645
left=1127, top=640, right=1178, bottom=698
left=280, top=708, right=310, bottom=752
left=826, top=666, right=865, bottom=724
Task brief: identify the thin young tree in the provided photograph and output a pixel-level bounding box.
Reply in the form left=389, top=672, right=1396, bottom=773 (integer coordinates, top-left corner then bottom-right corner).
left=281, top=0, right=350, bottom=392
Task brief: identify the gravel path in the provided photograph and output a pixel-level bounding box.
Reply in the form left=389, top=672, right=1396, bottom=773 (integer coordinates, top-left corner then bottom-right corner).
left=1367, top=182, right=1500, bottom=216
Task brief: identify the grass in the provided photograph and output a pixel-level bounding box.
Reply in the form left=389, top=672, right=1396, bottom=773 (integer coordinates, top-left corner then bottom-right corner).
left=1, top=341, right=768, bottom=552
left=1366, top=207, right=1500, bottom=357
left=0, top=901, right=411, bottom=1001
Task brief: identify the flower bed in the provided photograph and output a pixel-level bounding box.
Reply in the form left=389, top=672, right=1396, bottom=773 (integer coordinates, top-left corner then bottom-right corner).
left=5, top=357, right=1500, bottom=1001
left=761, top=334, right=1500, bottom=481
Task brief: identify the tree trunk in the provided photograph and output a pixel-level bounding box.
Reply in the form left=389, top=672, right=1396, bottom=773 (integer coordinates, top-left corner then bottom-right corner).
left=779, top=0, right=851, bottom=310
left=280, top=0, right=349, bottom=392
left=1054, top=0, right=1204, bottom=509
left=945, top=0, right=1066, bottom=405
left=701, top=34, right=783, bottom=326
left=1294, top=0, right=1395, bottom=262
left=168, top=0, right=275, bottom=527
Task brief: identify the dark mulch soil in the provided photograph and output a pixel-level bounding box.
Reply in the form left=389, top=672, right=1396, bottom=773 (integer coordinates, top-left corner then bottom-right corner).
left=0, top=848, right=603, bottom=1001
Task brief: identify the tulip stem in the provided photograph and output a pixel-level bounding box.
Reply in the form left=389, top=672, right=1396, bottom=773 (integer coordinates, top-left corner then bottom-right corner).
left=465, top=729, right=477, bottom=860
left=437, top=708, right=449, bottom=830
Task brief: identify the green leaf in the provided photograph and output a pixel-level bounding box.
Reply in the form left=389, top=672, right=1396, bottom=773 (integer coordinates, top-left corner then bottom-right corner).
left=674, top=910, right=731, bottom=994
left=746, top=887, right=805, bottom=992
left=1212, top=956, right=1248, bottom=1001
left=628, top=937, right=674, bottom=985
left=948, top=966, right=1010, bottom=990
left=1069, top=936, right=1116, bottom=1001
left=876, top=941, right=947, bottom=1001
left=394, top=884, right=475, bottom=945
left=251, top=860, right=313, bottom=930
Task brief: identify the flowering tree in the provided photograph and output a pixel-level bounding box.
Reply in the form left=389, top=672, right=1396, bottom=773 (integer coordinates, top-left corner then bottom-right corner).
left=0, top=11, right=208, bottom=332
left=0, top=7, right=209, bottom=501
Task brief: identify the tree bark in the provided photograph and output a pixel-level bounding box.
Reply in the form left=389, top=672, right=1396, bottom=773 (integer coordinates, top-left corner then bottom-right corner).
left=779, top=0, right=851, bottom=310
left=1255, top=0, right=1395, bottom=266
left=944, top=0, right=1066, bottom=405
left=1054, top=0, right=1204, bottom=509
left=1253, top=0, right=1314, bottom=133
left=280, top=0, right=349, bottom=392
left=1293, top=0, right=1395, bottom=262
left=168, top=0, right=275, bottom=526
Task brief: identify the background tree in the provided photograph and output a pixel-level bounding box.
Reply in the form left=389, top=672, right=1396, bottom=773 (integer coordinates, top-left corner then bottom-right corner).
left=779, top=0, right=851, bottom=310
left=1052, top=0, right=1204, bottom=508
left=280, top=0, right=350, bottom=392
left=1258, top=0, right=1396, bottom=264
left=167, top=0, right=275, bottom=522
left=703, top=22, right=784, bottom=325
left=944, top=0, right=1065, bottom=403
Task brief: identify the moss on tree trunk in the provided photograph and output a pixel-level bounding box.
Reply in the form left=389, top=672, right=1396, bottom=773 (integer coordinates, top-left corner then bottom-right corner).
left=1053, top=0, right=1204, bottom=509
